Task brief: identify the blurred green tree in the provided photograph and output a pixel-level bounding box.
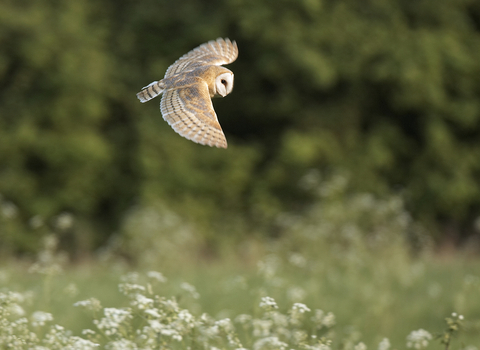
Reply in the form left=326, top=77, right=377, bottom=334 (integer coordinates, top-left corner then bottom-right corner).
left=1, top=0, right=479, bottom=254
left=0, top=1, right=139, bottom=253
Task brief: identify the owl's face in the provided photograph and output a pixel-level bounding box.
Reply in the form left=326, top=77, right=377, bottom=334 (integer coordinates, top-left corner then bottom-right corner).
left=215, top=72, right=234, bottom=97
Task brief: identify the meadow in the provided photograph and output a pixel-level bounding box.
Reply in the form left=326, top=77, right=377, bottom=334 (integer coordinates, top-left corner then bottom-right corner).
left=2, top=2, right=480, bottom=349
left=1, top=178, right=479, bottom=349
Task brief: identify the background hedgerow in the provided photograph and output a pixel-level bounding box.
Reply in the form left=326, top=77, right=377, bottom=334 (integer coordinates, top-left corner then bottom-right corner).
left=1, top=0, right=480, bottom=255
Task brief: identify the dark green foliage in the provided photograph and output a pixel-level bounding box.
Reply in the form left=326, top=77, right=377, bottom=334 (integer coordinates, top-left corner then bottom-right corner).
left=0, top=0, right=479, bottom=253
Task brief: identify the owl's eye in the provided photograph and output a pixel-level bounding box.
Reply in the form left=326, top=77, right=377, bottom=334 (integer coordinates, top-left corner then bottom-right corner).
left=221, top=79, right=227, bottom=85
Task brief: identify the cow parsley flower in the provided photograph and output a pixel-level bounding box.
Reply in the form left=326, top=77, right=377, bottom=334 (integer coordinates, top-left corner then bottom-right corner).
left=147, top=271, right=167, bottom=283
left=378, top=338, right=390, bottom=350
left=355, top=342, right=367, bottom=350
left=235, top=314, right=252, bottom=324
left=406, top=329, right=432, bottom=349
left=180, top=282, right=200, bottom=299
left=259, top=296, right=278, bottom=310
left=252, top=319, right=272, bottom=337
left=132, top=294, right=154, bottom=310
left=105, top=339, right=138, bottom=350
left=118, top=283, right=145, bottom=296
left=31, top=311, right=53, bottom=327
left=292, top=303, right=311, bottom=314
left=216, top=318, right=234, bottom=333
left=253, top=336, right=288, bottom=350
left=94, top=308, right=132, bottom=336
left=312, top=309, right=336, bottom=329
left=74, top=298, right=102, bottom=312
left=178, top=309, right=195, bottom=328
left=69, top=336, right=99, bottom=349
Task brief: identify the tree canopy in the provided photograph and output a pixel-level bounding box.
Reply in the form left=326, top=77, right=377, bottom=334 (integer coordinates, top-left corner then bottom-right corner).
left=1, top=0, right=479, bottom=254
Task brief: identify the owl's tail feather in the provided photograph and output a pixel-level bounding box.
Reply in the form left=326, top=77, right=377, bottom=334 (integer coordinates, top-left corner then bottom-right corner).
left=136, top=81, right=165, bottom=102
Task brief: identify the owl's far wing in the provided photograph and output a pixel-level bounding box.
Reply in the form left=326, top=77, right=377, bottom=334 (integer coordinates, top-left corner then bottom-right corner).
left=165, top=38, right=238, bottom=78
left=160, top=81, right=228, bottom=148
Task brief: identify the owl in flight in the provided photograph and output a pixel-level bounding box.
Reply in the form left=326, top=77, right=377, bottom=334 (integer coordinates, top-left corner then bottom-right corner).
left=137, top=38, right=238, bottom=149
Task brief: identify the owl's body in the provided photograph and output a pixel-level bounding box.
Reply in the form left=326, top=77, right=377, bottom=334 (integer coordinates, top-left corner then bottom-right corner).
left=137, top=38, right=238, bottom=148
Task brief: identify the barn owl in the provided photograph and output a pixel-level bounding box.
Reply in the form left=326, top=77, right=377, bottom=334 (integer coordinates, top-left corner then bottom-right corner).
left=137, top=38, right=238, bottom=149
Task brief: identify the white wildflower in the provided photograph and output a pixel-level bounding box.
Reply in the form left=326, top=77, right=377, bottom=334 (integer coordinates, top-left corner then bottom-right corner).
left=289, top=303, right=310, bottom=326
left=120, top=272, right=139, bottom=283
left=253, top=336, right=288, bottom=350
left=147, top=271, right=167, bottom=283
left=463, top=346, right=478, bottom=350
left=94, top=308, right=132, bottom=336
left=118, top=283, right=146, bottom=296
left=69, top=336, right=99, bottom=349
left=406, top=329, right=432, bottom=349
left=216, top=318, right=234, bottom=332
left=178, top=309, right=195, bottom=328
left=204, top=325, right=220, bottom=338
left=144, top=308, right=161, bottom=318
left=235, top=314, right=252, bottom=324
left=322, top=312, right=336, bottom=328
left=160, top=327, right=182, bottom=341
left=312, top=344, right=332, bottom=350
left=148, top=319, right=164, bottom=332
left=269, top=311, right=288, bottom=327
left=180, top=282, right=200, bottom=299
left=253, top=319, right=272, bottom=337
left=259, top=296, right=278, bottom=310
left=311, top=310, right=335, bottom=328
left=82, top=329, right=96, bottom=336
left=160, top=298, right=180, bottom=313
left=355, top=342, right=367, bottom=350
left=105, top=339, right=138, bottom=350
left=7, top=303, right=25, bottom=317
left=73, top=298, right=102, bottom=312
left=132, top=294, right=154, bottom=310
left=378, top=338, right=390, bottom=350
left=8, top=291, right=25, bottom=303
left=31, top=311, right=53, bottom=327
left=293, top=330, right=308, bottom=343
left=292, top=303, right=311, bottom=314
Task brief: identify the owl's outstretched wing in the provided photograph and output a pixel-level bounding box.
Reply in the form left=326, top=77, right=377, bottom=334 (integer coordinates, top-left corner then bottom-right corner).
left=160, top=81, right=227, bottom=148
left=165, top=38, right=238, bottom=78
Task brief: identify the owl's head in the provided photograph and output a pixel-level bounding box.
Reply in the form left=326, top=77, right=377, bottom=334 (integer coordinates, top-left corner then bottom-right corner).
left=215, top=72, right=234, bottom=97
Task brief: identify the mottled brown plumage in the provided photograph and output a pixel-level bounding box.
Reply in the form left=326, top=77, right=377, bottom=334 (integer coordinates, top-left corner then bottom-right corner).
left=137, top=38, right=238, bottom=148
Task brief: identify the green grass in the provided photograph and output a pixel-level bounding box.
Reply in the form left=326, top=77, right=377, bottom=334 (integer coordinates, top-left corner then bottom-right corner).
left=1, top=183, right=479, bottom=349
left=1, top=241, right=479, bottom=349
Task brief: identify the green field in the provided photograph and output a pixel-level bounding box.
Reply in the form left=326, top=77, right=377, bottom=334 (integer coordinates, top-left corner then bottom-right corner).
left=1, top=231, right=479, bottom=349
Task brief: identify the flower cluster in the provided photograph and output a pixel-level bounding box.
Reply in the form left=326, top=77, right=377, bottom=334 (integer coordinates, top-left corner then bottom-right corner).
left=0, top=291, right=98, bottom=350
left=259, top=296, right=279, bottom=310
left=406, top=329, right=433, bottom=349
